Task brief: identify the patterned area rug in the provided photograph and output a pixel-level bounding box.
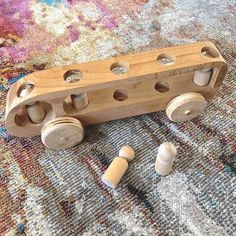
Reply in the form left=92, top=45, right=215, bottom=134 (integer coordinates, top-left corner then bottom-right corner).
left=0, top=0, right=236, bottom=235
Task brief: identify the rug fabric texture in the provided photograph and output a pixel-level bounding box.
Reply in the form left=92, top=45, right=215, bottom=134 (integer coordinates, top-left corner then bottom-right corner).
left=0, top=0, right=236, bottom=235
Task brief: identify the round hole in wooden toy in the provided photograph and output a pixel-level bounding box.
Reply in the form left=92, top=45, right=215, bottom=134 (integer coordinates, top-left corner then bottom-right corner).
left=157, top=53, right=175, bottom=65
left=110, top=61, right=129, bottom=75
left=155, top=81, right=169, bottom=93
left=64, top=70, right=83, bottom=83
left=201, top=46, right=219, bottom=58
left=14, top=102, right=54, bottom=127
left=17, top=83, right=35, bottom=97
left=113, top=89, right=128, bottom=101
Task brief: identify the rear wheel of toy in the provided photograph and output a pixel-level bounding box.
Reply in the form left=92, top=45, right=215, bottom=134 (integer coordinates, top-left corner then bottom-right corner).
left=166, top=92, right=207, bottom=122
left=41, top=117, right=84, bottom=149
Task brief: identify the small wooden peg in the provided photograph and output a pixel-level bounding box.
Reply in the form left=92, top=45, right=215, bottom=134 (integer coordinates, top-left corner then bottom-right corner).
left=193, top=68, right=212, bottom=86
left=72, top=92, right=88, bottom=110
left=27, top=102, right=46, bottom=123
left=155, top=142, right=177, bottom=176
left=19, top=85, right=45, bottom=123
left=101, top=157, right=128, bottom=189
left=102, top=146, right=135, bottom=188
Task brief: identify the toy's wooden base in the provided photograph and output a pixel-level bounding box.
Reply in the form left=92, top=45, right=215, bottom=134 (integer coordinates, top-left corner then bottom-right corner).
left=5, top=41, right=227, bottom=141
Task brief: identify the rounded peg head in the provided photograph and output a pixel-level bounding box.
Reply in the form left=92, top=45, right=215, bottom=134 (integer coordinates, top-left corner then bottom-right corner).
left=118, top=146, right=135, bottom=161
left=158, top=142, right=177, bottom=161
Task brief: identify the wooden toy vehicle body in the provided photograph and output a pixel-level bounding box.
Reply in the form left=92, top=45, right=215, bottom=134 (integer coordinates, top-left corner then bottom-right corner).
left=5, top=41, right=227, bottom=149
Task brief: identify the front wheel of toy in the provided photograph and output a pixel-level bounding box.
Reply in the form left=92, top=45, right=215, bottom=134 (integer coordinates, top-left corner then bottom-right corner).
left=41, top=117, right=84, bottom=149
left=166, top=92, right=207, bottom=122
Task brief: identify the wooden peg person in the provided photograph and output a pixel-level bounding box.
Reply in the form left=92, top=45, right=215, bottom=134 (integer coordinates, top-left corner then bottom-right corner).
left=193, top=68, right=212, bottom=86
left=72, top=92, right=89, bottom=110
left=26, top=102, right=46, bottom=123
left=155, top=142, right=177, bottom=176
left=101, top=146, right=135, bottom=188
left=19, top=85, right=45, bottom=123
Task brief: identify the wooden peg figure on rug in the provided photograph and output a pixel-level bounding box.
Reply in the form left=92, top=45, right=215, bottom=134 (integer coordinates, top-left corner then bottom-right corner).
left=101, top=146, right=135, bottom=188
left=155, top=142, right=177, bottom=176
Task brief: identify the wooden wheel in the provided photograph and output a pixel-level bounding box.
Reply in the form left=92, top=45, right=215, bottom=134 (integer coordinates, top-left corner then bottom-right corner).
left=166, top=92, right=207, bottom=122
left=41, top=117, right=84, bottom=149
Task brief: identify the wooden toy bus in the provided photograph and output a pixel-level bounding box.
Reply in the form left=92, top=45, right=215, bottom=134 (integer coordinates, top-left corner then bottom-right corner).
left=5, top=41, right=227, bottom=149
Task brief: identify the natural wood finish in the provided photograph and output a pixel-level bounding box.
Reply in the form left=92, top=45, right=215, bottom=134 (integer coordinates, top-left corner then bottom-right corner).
left=18, top=85, right=46, bottom=123
left=155, top=142, right=177, bottom=176
left=166, top=92, right=207, bottom=122
left=193, top=68, right=212, bottom=86
left=27, top=102, right=46, bottom=123
left=101, top=157, right=129, bottom=189
left=118, top=146, right=135, bottom=162
left=5, top=41, right=227, bottom=137
left=19, top=84, right=34, bottom=98
left=41, top=117, right=84, bottom=149
left=72, top=92, right=89, bottom=110
left=101, top=146, right=135, bottom=188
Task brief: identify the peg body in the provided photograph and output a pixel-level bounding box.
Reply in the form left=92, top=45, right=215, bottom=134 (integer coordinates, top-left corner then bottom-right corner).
left=101, top=157, right=128, bottom=189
